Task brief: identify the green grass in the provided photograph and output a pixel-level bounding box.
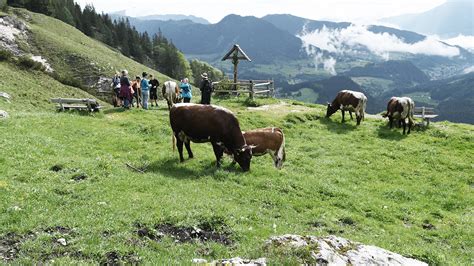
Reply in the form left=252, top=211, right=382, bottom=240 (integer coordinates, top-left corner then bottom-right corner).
left=1, top=91, right=473, bottom=264
left=289, top=88, right=319, bottom=103
left=0, top=62, right=105, bottom=113
left=0, top=7, right=473, bottom=265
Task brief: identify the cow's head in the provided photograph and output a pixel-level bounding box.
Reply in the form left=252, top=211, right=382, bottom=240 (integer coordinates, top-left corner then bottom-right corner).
left=326, top=103, right=337, bottom=118
left=233, top=145, right=254, bottom=172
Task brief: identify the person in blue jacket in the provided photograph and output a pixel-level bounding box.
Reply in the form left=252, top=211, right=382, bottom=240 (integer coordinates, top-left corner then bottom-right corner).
left=140, top=72, right=150, bottom=109
left=180, top=78, right=192, bottom=103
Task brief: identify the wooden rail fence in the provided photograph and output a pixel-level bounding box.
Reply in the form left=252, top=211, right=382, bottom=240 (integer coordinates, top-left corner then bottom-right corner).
left=213, top=79, right=274, bottom=100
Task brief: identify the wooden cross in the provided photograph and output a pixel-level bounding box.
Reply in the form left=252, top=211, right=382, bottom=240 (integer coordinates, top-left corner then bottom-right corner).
left=222, top=44, right=251, bottom=89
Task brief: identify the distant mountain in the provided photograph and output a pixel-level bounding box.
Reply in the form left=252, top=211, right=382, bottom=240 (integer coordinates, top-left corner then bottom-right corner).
left=110, top=11, right=210, bottom=24
left=136, top=14, right=210, bottom=24
left=345, top=60, right=430, bottom=86
left=381, top=0, right=474, bottom=38
left=129, top=14, right=305, bottom=63
left=262, top=14, right=426, bottom=43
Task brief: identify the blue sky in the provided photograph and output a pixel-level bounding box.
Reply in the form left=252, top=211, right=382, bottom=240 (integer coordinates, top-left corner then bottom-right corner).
left=74, top=0, right=446, bottom=23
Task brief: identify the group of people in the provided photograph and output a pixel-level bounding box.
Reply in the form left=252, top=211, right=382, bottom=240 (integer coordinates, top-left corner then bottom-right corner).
left=112, top=70, right=215, bottom=108
left=112, top=70, right=160, bottom=109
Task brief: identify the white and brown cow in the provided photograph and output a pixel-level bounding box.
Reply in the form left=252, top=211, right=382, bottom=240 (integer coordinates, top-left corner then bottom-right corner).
left=326, top=90, right=367, bottom=125
left=227, top=127, right=286, bottom=169
left=383, top=96, right=415, bottom=134
left=162, top=81, right=181, bottom=110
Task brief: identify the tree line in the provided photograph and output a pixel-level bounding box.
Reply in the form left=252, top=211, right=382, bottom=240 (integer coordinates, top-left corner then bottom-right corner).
left=6, top=0, right=196, bottom=80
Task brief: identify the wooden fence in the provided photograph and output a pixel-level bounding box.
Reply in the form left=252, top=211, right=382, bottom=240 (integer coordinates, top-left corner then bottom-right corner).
left=213, top=79, right=274, bottom=100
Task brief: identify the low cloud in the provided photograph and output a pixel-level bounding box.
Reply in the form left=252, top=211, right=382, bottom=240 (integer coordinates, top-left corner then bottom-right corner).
left=304, top=45, right=337, bottom=75
left=443, top=35, right=474, bottom=52
left=298, top=24, right=461, bottom=68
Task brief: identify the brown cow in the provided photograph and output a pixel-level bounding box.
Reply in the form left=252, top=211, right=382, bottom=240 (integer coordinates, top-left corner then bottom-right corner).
left=162, top=81, right=181, bottom=110
left=326, top=90, right=367, bottom=125
left=383, top=97, right=415, bottom=135
left=169, top=103, right=253, bottom=171
left=228, top=127, right=286, bottom=169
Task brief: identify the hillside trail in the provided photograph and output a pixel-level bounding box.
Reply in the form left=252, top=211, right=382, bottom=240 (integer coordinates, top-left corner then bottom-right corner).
left=246, top=101, right=311, bottom=117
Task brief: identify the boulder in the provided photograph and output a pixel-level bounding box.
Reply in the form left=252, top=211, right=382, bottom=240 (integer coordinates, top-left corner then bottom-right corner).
left=266, top=234, right=427, bottom=265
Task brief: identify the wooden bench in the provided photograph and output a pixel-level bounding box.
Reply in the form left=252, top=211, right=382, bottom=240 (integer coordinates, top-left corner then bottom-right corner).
left=51, top=98, right=101, bottom=112
left=414, top=107, right=438, bottom=126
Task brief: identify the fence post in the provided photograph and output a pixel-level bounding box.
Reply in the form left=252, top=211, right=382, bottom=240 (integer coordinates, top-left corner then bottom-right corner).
left=249, top=80, right=254, bottom=100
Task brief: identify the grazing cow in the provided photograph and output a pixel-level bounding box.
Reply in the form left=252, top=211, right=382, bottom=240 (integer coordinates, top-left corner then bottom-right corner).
left=169, top=103, right=253, bottom=171
left=326, top=90, right=367, bottom=125
left=227, top=127, right=286, bottom=169
left=162, top=81, right=181, bottom=110
left=383, top=97, right=415, bottom=134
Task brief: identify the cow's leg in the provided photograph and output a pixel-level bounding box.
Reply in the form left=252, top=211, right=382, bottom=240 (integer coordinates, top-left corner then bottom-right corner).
left=389, top=117, right=393, bottom=129
left=175, top=133, right=185, bottom=162
left=407, top=118, right=413, bottom=135
left=402, top=119, right=407, bottom=135
left=356, top=114, right=362, bottom=125
left=341, top=110, right=345, bottom=123
left=349, top=111, right=353, bottom=120
left=184, top=140, right=193, bottom=158
left=211, top=142, right=224, bottom=168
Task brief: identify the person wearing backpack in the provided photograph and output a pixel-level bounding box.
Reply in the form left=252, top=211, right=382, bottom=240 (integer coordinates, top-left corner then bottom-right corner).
left=199, top=73, right=213, bottom=105
left=141, top=72, right=151, bottom=109
left=149, top=74, right=160, bottom=107
left=111, top=71, right=122, bottom=107
left=180, top=78, right=192, bottom=103
left=119, top=70, right=134, bottom=109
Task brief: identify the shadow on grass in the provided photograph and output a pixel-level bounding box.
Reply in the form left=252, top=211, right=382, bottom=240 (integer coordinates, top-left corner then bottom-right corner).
left=376, top=123, right=408, bottom=141
left=147, top=157, right=242, bottom=180
left=320, top=117, right=357, bottom=134
left=103, top=108, right=128, bottom=115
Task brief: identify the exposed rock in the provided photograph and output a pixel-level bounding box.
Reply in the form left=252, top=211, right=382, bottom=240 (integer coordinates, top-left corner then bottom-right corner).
left=56, top=238, right=67, bottom=246
left=266, top=234, right=427, bottom=265
left=192, top=257, right=266, bottom=265
left=31, top=55, right=54, bottom=73
left=0, top=110, right=8, bottom=119
left=95, top=76, right=112, bottom=94
left=0, top=15, right=28, bottom=56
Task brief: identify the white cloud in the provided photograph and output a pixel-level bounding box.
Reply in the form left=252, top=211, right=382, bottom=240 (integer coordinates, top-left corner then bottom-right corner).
left=299, top=24, right=460, bottom=60
left=443, top=35, right=474, bottom=52
left=463, top=66, right=474, bottom=74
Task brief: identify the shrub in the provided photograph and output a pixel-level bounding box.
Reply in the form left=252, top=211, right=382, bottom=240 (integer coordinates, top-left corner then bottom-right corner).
left=0, top=49, right=13, bottom=61
left=49, top=72, right=83, bottom=88
left=17, top=56, right=45, bottom=71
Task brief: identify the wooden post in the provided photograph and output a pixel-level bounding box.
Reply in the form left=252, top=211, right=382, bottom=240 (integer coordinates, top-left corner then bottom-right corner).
left=232, top=51, right=239, bottom=91
left=59, top=98, right=64, bottom=111
left=249, top=80, right=254, bottom=100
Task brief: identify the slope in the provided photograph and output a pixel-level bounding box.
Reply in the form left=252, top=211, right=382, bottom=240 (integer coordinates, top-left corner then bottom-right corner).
left=6, top=8, right=172, bottom=99
left=0, top=61, right=103, bottom=113
left=0, top=96, right=472, bottom=264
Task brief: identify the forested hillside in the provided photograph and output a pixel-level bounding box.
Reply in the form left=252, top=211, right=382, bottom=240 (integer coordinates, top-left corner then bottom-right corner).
left=5, top=0, right=190, bottom=79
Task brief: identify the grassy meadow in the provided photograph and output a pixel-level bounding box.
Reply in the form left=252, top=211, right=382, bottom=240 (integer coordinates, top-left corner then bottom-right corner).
left=1, top=89, right=473, bottom=264
left=0, top=7, right=472, bottom=265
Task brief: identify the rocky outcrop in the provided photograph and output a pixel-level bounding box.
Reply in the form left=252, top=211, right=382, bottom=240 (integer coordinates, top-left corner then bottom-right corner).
left=192, top=257, right=266, bottom=266
left=265, top=234, right=427, bottom=265
left=0, top=15, right=27, bottom=55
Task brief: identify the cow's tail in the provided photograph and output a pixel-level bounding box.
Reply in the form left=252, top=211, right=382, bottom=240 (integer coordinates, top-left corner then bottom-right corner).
left=172, top=132, right=176, bottom=152
left=276, top=129, right=286, bottom=169
left=362, top=97, right=367, bottom=120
